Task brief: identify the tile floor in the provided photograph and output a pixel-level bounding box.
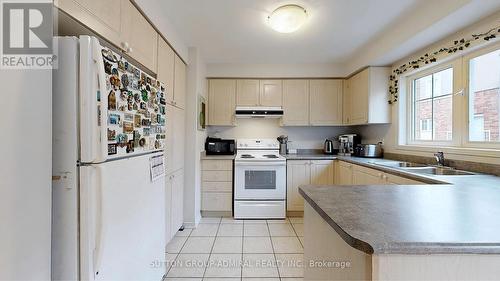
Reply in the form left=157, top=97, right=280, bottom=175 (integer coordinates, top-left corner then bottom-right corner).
left=164, top=217, right=304, bottom=281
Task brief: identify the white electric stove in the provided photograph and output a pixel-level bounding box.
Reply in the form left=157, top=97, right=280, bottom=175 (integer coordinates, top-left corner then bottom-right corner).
left=234, top=139, right=286, bottom=219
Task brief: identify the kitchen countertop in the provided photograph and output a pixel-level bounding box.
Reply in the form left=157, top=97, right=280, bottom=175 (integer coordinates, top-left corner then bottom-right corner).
left=298, top=156, right=500, bottom=255
left=200, top=151, right=236, bottom=160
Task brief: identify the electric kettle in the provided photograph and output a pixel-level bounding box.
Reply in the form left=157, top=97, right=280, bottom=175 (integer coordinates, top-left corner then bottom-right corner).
left=324, top=139, right=334, bottom=154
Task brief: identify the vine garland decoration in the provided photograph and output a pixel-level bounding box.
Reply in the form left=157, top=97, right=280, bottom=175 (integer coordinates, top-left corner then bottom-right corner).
left=388, top=26, right=500, bottom=104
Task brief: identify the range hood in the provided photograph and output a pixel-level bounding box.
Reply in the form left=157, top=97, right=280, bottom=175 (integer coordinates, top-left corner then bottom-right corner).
left=235, top=106, right=284, bottom=118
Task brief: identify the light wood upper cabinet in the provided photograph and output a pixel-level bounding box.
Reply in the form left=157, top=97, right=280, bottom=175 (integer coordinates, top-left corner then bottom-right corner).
left=157, top=38, right=175, bottom=103
left=309, top=79, right=343, bottom=126
left=208, top=80, right=236, bottom=126
left=343, top=79, right=352, bottom=124
left=165, top=104, right=185, bottom=175
left=121, top=0, right=158, bottom=72
left=237, top=80, right=260, bottom=106
left=344, top=67, right=391, bottom=125
left=282, top=80, right=309, bottom=126
left=173, top=55, right=186, bottom=109
left=56, top=0, right=123, bottom=47
left=259, top=80, right=283, bottom=106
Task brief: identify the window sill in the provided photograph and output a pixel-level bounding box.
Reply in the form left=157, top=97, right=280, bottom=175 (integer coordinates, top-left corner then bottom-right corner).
left=394, top=144, right=500, bottom=159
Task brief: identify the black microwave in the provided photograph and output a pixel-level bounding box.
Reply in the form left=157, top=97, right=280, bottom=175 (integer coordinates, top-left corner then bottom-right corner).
left=205, top=137, right=236, bottom=155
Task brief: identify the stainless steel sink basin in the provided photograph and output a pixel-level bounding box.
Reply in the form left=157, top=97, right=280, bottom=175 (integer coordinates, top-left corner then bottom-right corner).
left=405, top=167, right=475, bottom=176
left=375, top=162, right=428, bottom=168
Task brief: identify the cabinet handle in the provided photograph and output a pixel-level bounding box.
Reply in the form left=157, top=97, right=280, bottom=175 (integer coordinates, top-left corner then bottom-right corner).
left=121, top=41, right=129, bottom=51
left=127, top=47, right=133, bottom=53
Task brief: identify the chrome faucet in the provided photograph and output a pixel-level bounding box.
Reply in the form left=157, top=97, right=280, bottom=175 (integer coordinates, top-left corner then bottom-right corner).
left=434, top=151, right=445, bottom=167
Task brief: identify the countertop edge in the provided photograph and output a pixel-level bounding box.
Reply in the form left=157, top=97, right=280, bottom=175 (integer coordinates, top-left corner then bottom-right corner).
left=299, top=185, right=500, bottom=255
left=298, top=187, right=375, bottom=255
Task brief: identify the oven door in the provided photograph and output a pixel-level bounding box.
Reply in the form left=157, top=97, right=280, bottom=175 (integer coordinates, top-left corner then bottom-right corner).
left=234, top=161, right=286, bottom=200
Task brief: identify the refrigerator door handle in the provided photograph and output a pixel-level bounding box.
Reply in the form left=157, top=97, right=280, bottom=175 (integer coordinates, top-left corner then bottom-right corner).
left=92, top=37, right=108, bottom=163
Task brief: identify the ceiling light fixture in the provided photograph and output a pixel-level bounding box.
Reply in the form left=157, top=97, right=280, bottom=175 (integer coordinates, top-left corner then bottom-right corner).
left=268, top=4, right=308, bottom=34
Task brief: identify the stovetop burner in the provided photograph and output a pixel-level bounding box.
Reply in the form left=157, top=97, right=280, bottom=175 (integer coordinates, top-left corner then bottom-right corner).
left=240, top=154, right=255, bottom=158
left=263, top=154, right=279, bottom=158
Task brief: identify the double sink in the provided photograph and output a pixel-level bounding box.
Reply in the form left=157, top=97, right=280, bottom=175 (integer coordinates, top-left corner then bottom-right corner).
left=374, top=161, right=475, bottom=176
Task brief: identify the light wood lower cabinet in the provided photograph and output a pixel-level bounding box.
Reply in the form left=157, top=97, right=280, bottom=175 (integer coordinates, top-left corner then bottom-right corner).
left=338, top=161, right=354, bottom=185
left=287, top=160, right=335, bottom=212
left=201, top=159, right=233, bottom=213
left=338, top=161, right=425, bottom=185
left=165, top=169, right=184, bottom=242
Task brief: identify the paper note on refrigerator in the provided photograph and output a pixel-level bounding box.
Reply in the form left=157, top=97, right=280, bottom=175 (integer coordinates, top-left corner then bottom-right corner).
left=150, top=155, right=165, bottom=182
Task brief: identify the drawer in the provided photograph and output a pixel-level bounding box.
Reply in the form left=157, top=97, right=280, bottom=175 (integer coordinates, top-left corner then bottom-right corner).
left=202, top=181, right=232, bottom=192
left=202, top=192, right=232, bottom=211
left=202, top=170, right=232, bottom=182
left=202, top=160, right=233, bottom=171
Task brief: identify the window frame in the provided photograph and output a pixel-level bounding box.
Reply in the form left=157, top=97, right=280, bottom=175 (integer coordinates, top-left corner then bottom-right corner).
left=462, top=42, right=500, bottom=150
left=400, top=41, right=500, bottom=152
left=406, top=62, right=459, bottom=147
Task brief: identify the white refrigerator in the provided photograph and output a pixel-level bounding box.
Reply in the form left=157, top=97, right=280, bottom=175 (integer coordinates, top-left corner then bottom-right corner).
left=52, top=36, right=167, bottom=281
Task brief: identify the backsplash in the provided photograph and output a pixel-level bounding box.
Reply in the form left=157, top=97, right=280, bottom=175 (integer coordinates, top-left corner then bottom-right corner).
left=207, top=119, right=389, bottom=149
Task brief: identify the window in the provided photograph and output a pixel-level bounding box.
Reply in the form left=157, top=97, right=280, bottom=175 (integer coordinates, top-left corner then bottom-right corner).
left=468, top=49, right=500, bottom=143
left=411, top=67, right=453, bottom=142
left=402, top=42, right=500, bottom=151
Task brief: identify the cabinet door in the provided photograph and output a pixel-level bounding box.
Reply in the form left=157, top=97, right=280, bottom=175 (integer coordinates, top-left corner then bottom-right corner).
left=172, top=106, right=185, bottom=172
left=157, top=38, right=175, bottom=104
left=309, top=79, right=343, bottom=125
left=343, top=79, right=351, bottom=124
left=165, top=105, right=185, bottom=174
left=171, top=169, right=184, bottom=237
left=236, top=80, right=260, bottom=106
left=57, top=0, right=123, bottom=48
left=349, top=69, right=369, bottom=124
left=121, top=0, right=158, bottom=72
left=385, top=174, right=424, bottom=185
left=338, top=162, right=353, bottom=185
left=259, top=80, right=283, bottom=107
left=164, top=174, right=173, bottom=242
left=287, top=161, right=311, bottom=212
left=352, top=165, right=384, bottom=185
left=310, top=160, right=335, bottom=185
left=173, top=55, right=186, bottom=109
left=282, top=80, right=310, bottom=126
left=208, top=80, right=236, bottom=126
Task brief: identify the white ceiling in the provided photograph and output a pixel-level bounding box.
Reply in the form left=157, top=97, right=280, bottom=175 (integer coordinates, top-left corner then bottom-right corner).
left=140, top=0, right=500, bottom=68
left=154, top=0, right=420, bottom=64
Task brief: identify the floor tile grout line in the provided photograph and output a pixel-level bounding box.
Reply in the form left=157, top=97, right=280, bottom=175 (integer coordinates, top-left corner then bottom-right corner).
left=267, top=220, right=281, bottom=280
left=166, top=227, right=193, bottom=277
left=202, top=219, right=221, bottom=279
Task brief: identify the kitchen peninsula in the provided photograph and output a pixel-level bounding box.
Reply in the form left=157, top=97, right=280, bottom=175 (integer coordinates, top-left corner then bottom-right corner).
left=299, top=158, right=500, bottom=281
